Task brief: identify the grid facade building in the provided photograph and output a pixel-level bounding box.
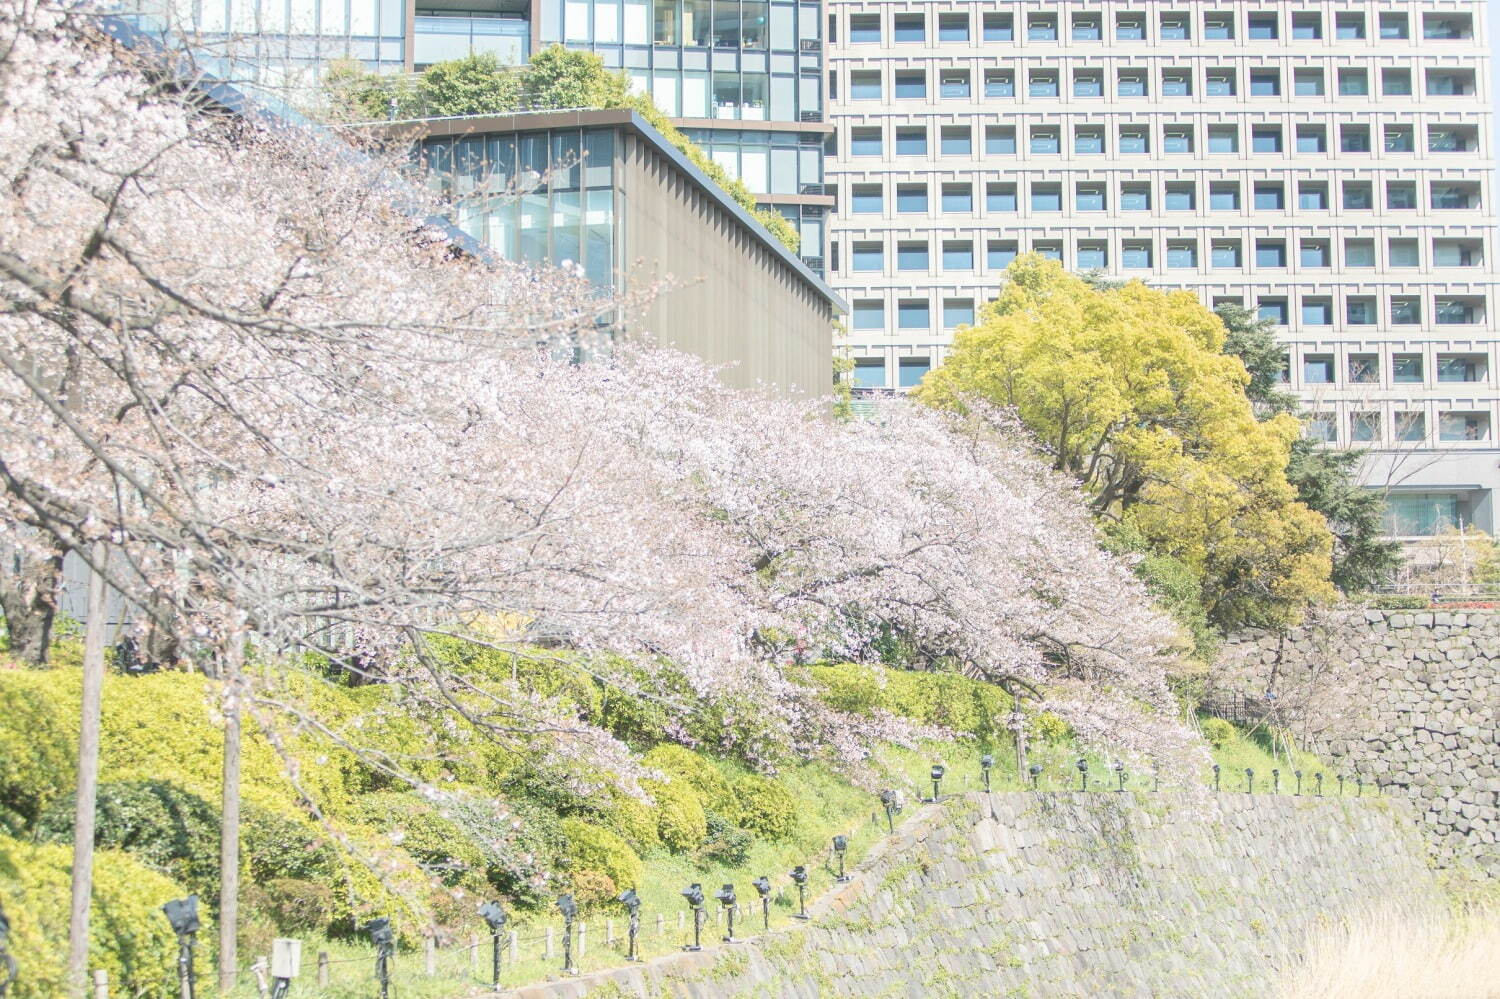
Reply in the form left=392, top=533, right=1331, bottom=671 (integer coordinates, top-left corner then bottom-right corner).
left=825, top=0, right=1500, bottom=537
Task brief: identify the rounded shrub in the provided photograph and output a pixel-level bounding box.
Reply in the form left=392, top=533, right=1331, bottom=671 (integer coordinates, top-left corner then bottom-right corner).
left=698, top=811, right=752, bottom=866
left=560, top=819, right=641, bottom=891
left=351, top=792, right=487, bottom=887
left=600, top=790, right=660, bottom=854
left=642, top=777, right=707, bottom=853
left=641, top=744, right=737, bottom=817
left=567, top=869, right=618, bottom=911
left=1029, top=711, right=1071, bottom=745
left=732, top=775, right=797, bottom=841
left=1201, top=717, right=1238, bottom=748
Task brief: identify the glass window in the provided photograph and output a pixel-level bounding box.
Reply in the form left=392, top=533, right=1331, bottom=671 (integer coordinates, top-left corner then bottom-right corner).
left=1160, top=13, right=1190, bottom=40
left=1342, top=239, right=1374, bottom=267
left=896, top=184, right=927, bottom=212
left=1387, top=182, right=1418, bottom=210
left=1258, top=299, right=1289, bottom=324
left=1424, top=15, right=1471, bottom=40
left=1211, top=240, right=1242, bottom=267
left=1248, top=13, right=1278, bottom=39
left=1209, top=183, right=1240, bottom=211
left=1075, top=184, right=1106, bottom=211
left=940, top=70, right=970, bottom=98
left=1382, top=69, right=1412, bottom=96
left=1074, top=70, right=1104, bottom=98
left=1343, top=182, right=1373, bottom=210
left=1165, top=184, right=1196, bottom=211
left=1120, top=184, right=1151, bottom=211
left=850, top=184, right=882, bottom=213
left=852, top=358, right=886, bottom=388
left=1031, top=184, right=1062, bottom=211
left=1296, top=126, right=1327, bottom=153
left=985, top=70, right=1015, bottom=97
left=1437, top=355, right=1485, bottom=382
left=1291, top=12, right=1321, bottom=39
left=1384, top=492, right=1471, bottom=537
left=1034, top=242, right=1063, bottom=261
left=1077, top=242, right=1108, bottom=269
left=1029, top=71, right=1059, bottom=97
left=987, top=184, right=1017, bottom=212
left=1206, top=69, right=1236, bottom=96
left=1163, top=127, right=1193, bottom=153
left=1162, top=71, right=1191, bottom=97
left=1395, top=415, right=1427, bottom=445
left=893, top=13, right=924, bottom=42
left=1072, top=13, right=1102, bottom=41
left=1075, top=127, right=1105, bottom=154
left=1305, top=414, right=1337, bottom=443
left=1384, top=125, right=1414, bottom=152
left=1347, top=299, right=1377, bottom=325
left=1254, top=184, right=1284, bottom=210
left=1349, top=354, right=1379, bottom=381
left=1350, top=412, right=1380, bottom=443
left=1293, top=70, right=1324, bottom=96
left=1118, top=70, right=1148, bottom=97
left=1300, top=240, right=1330, bottom=267
left=898, top=357, right=931, bottom=388
left=1028, top=12, right=1057, bottom=40
left=852, top=299, right=884, bottom=329
left=1030, top=127, right=1060, bottom=154
left=1298, top=183, right=1328, bottom=210
left=1166, top=241, right=1197, bottom=268
left=1379, top=13, right=1408, bottom=39
left=851, top=241, right=883, bottom=271
left=941, top=183, right=972, bottom=212
left=1388, top=239, right=1420, bottom=267
left=1207, top=125, right=1239, bottom=152
left=986, top=126, right=1017, bottom=154
left=1391, top=299, right=1422, bottom=325
left=1119, top=128, right=1149, bottom=154
left=1256, top=240, right=1287, bottom=267
left=897, top=300, right=929, bottom=328
left=938, top=13, right=969, bottom=42
left=941, top=126, right=971, bottom=155
left=850, top=127, right=881, bottom=156
left=1204, top=13, right=1234, bottom=40
left=850, top=71, right=881, bottom=100
left=894, top=70, right=926, bottom=99
left=943, top=299, right=975, bottom=328
left=983, top=13, right=1013, bottom=41
left=1122, top=241, right=1153, bottom=268
left=1116, top=13, right=1145, bottom=40
left=1336, top=13, right=1365, bottom=39
left=1435, top=299, right=1477, bottom=325
left=1339, top=69, right=1369, bottom=96
left=988, top=240, right=1018, bottom=267
left=1302, top=301, right=1332, bottom=326
left=849, top=14, right=879, bottom=43
left=895, top=127, right=926, bottom=155
left=1252, top=127, right=1282, bottom=152
left=942, top=240, right=973, bottom=270
left=897, top=242, right=928, bottom=270
left=1249, top=70, right=1280, bottom=96
left=1341, top=125, right=1370, bottom=152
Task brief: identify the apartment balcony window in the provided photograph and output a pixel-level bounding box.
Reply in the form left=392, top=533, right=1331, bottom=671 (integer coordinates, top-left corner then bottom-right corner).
left=1206, top=70, right=1237, bottom=96
left=1251, top=126, right=1283, bottom=153
left=1074, top=71, right=1104, bottom=98
left=1388, top=239, right=1419, bottom=268
left=1302, top=300, right=1333, bottom=326
left=893, top=14, right=924, bottom=42
left=1300, top=240, right=1330, bottom=267
left=1029, top=71, right=1059, bottom=97
left=1382, top=69, right=1412, bottom=96
left=1345, top=239, right=1375, bottom=267
left=986, top=126, right=1017, bottom=154
left=1120, top=183, right=1151, bottom=211
left=942, top=240, right=974, bottom=271
left=1424, top=15, right=1472, bottom=40
left=898, top=357, right=931, bottom=388
left=1298, top=183, right=1328, bottom=210
left=1338, top=69, right=1369, bottom=96
left=1033, top=241, right=1063, bottom=261
left=1075, top=127, right=1105, bottom=154
left=943, top=299, right=976, bottom=329
left=894, top=71, right=926, bottom=99
left=850, top=184, right=882, bottom=214
left=1075, top=184, right=1107, bottom=211
left=1162, top=71, right=1192, bottom=97
left=988, top=240, right=1018, bottom=268
left=896, top=183, right=928, bottom=213
left=1336, top=13, right=1366, bottom=40
left=984, top=70, right=1015, bottom=97
left=1030, top=127, right=1061, bottom=154
left=1435, top=299, right=1480, bottom=325
left=1291, top=12, right=1322, bottom=39
left=850, top=127, right=881, bottom=155
left=1384, top=125, right=1415, bottom=152
left=1391, top=298, right=1421, bottom=325
left=1343, top=182, right=1373, bottom=210
left=1438, top=354, right=1486, bottom=382
left=1165, top=183, right=1196, bottom=211
left=1077, top=241, right=1108, bottom=269
left=987, top=183, right=1017, bottom=212
left=1427, top=71, right=1475, bottom=96
left=1393, top=354, right=1424, bottom=383
left=941, top=182, right=973, bottom=213
left=1429, top=127, right=1476, bottom=153
left=1119, top=128, right=1150, bottom=154
left=1209, top=183, right=1240, bottom=211
left=853, top=358, right=886, bottom=388
left=1296, top=126, right=1327, bottom=153
left=1341, top=125, right=1370, bottom=152
left=1161, top=14, right=1190, bottom=40
left=852, top=300, right=884, bottom=330
left=1258, top=298, right=1289, bottom=324
left=1204, top=13, right=1234, bottom=40
left=1122, top=241, right=1153, bottom=269
left=1163, top=127, right=1193, bottom=153
left=1347, top=299, right=1377, bottom=325
left=895, top=127, right=926, bottom=155
left=1248, top=13, right=1278, bottom=39
left=938, top=13, right=969, bottom=42
left=849, top=14, right=880, bottom=43
left=941, top=126, right=972, bottom=155
left=1249, top=70, right=1281, bottom=96
left=1395, top=413, right=1427, bottom=444
left=1256, top=239, right=1287, bottom=267
left=1305, top=414, right=1337, bottom=443
left=1118, top=71, right=1148, bottom=97
left=1351, top=412, right=1380, bottom=443
left=983, top=14, right=1013, bottom=41
left=1433, top=241, right=1482, bottom=267
left=1031, top=183, right=1062, bottom=212
left=1440, top=413, right=1490, bottom=442
left=1207, top=125, right=1239, bottom=152
left=1432, top=184, right=1478, bottom=210
left=1028, top=13, right=1058, bottom=40
left=1379, top=13, right=1408, bottom=39
left=852, top=242, right=883, bottom=272
left=1072, top=13, right=1102, bottom=41
left=1211, top=240, right=1242, bottom=268
left=1387, top=182, right=1418, bottom=210
left=940, top=71, right=971, bottom=99
left=897, top=299, right=930, bottom=329
left=1254, top=183, right=1285, bottom=210
left=1293, top=69, right=1324, bottom=96
left=1166, top=240, right=1197, bottom=268
left=849, top=72, right=882, bottom=100
left=1349, top=354, right=1379, bottom=382
left=1116, top=13, right=1145, bottom=40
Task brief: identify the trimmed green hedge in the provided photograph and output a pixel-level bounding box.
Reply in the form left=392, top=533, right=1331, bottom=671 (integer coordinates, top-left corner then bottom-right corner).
left=732, top=775, right=797, bottom=841
left=560, top=819, right=642, bottom=892
left=802, top=662, right=1014, bottom=738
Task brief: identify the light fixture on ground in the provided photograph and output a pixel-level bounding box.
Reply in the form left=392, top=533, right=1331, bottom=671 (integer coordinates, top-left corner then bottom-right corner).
left=162, top=895, right=200, bottom=999
left=832, top=835, right=851, bottom=883
left=1294, top=770, right=1303, bottom=796
left=556, top=894, right=579, bottom=975
left=1315, top=772, right=1324, bottom=796
left=617, top=890, right=642, bottom=963
left=980, top=754, right=994, bottom=792
left=1245, top=768, right=1255, bottom=794
left=1356, top=775, right=1364, bottom=797
left=1338, top=774, right=1346, bottom=796
left=715, top=884, right=740, bottom=943
left=269, top=938, right=301, bottom=999
left=1112, top=761, right=1127, bottom=793
left=878, top=788, right=900, bottom=832
left=752, top=877, right=772, bottom=930
left=1152, top=767, right=1161, bottom=793
left=1076, top=758, right=1088, bottom=791
left=1272, top=769, right=1281, bottom=794
left=364, top=918, right=394, bottom=999
left=681, top=883, right=706, bottom=951
left=790, top=866, right=810, bottom=920
left=928, top=763, right=946, bottom=802
left=479, top=900, right=509, bottom=984
left=1028, top=763, right=1042, bottom=792
left=1213, top=763, right=1221, bottom=792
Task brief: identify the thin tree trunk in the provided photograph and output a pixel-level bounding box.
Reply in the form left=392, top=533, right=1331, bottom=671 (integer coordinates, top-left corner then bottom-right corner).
left=66, top=542, right=108, bottom=998
left=0, top=540, right=64, bottom=664
left=218, top=625, right=244, bottom=995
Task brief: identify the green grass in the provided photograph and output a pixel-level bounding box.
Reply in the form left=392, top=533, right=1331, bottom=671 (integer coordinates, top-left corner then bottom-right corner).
left=1199, top=715, right=1327, bottom=793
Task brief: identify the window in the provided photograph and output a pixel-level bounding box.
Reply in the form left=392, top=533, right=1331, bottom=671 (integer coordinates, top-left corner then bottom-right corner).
left=987, top=239, right=1018, bottom=268
left=1302, top=300, right=1333, bottom=326
left=850, top=127, right=882, bottom=156
left=942, top=240, right=973, bottom=271
left=1440, top=413, right=1490, bottom=442
left=985, top=70, right=1015, bottom=97
left=894, top=70, right=926, bottom=99
left=1119, top=127, right=1149, bottom=154
left=1118, top=70, right=1148, bottom=97
left=941, top=183, right=972, bottom=212
left=1248, top=13, right=1278, bottom=39
left=943, top=299, right=975, bottom=328
left=1207, top=125, right=1239, bottom=152
left=851, top=300, right=884, bottom=330
left=1030, top=183, right=1062, bottom=212
left=1163, top=127, right=1193, bottom=153
left=1027, top=12, right=1057, bottom=40
left=1340, top=124, right=1370, bottom=152
left=1434, top=241, right=1480, bottom=267
left=1249, top=70, right=1281, bottom=96
left=1382, top=69, right=1412, bottom=96
left=852, top=241, right=882, bottom=271
left=1074, top=126, right=1105, bottom=154
left=1336, top=13, right=1365, bottom=40
left=895, top=183, right=927, bottom=213
left=852, top=358, right=885, bottom=388
left=1291, top=12, right=1321, bottom=39
left=1298, top=183, right=1328, bottom=210
left=1120, top=183, right=1151, bottom=211
left=1300, top=240, right=1330, bottom=267
left=893, top=13, right=924, bottom=42
left=1166, top=240, right=1197, bottom=268
left=986, top=126, right=1017, bottom=154
left=1206, top=69, right=1237, bottom=96
left=1303, top=354, right=1335, bottom=383
left=895, top=127, right=926, bottom=155
left=1347, top=299, right=1377, bottom=325
left=1333, top=72, right=1369, bottom=101
left=1254, top=184, right=1290, bottom=211
left=1394, top=414, right=1427, bottom=445
left=1349, top=354, right=1379, bottom=382
left=1072, top=13, right=1102, bottom=41
left=941, top=126, right=971, bottom=155
left=897, top=241, right=928, bottom=271
left=1435, top=299, right=1478, bottom=325
left=897, top=299, right=929, bottom=329
left=1204, top=13, right=1234, bottom=40
left=1074, top=70, right=1104, bottom=98
left=1388, top=239, right=1419, bottom=268
left=1343, top=181, right=1373, bottom=210
left=1379, top=12, right=1408, bottom=40
left=1033, top=241, right=1063, bottom=261
left=1256, top=239, right=1287, bottom=267
left=1429, top=127, right=1474, bottom=153
left=1211, top=239, right=1242, bottom=268
left=1116, top=13, right=1145, bottom=40
left=1438, top=355, right=1485, bottom=382
left=1424, top=15, right=1472, bottom=40
left=1305, top=414, right=1337, bottom=443
left=940, top=70, right=970, bottom=99
left=1387, top=181, right=1417, bottom=210
left=898, top=357, right=931, bottom=388
left=849, top=14, right=879, bottom=43
left=1258, top=298, right=1289, bottom=324
left=1077, top=241, right=1108, bottom=269
left=1075, top=183, right=1106, bottom=212
left=1293, top=69, right=1324, bottom=96
left=1209, top=182, right=1240, bottom=211
left=1384, top=125, right=1414, bottom=152
left=1162, top=71, right=1192, bottom=97
left=1165, top=183, right=1196, bottom=211
left=1432, top=184, right=1476, bottom=210
left=983, top=13, right=1013, bottom=41
left=1426, top=70, right=1475, bottom=96
left=987, top=183, right=1017, bottom=212
left=1391, top=299, right=1422, bottom=325
left=1122, top=240, right=1153, bottom=269
left=849, top=71, right=881, bottom=100
left=1028, top=70, right=1059, bottom=97
left=850, top=184, right=882, bottom=213
left=1350, top=412, right=1380, bottom=443
left=938, top=13, right=968, bottom=42
left=1030, top=127, right=1060, bottom=154
left=1296, top=125, right=1327, bottom=153
left=1251, top=126, right=1282, bottom=153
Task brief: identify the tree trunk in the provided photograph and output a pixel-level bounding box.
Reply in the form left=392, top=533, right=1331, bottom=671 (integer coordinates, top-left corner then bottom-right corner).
left=218, top=626, right=244, bottom=994
left=66, top=543, right=108, bottom=998
left=0, top=540, right=64, bottom=664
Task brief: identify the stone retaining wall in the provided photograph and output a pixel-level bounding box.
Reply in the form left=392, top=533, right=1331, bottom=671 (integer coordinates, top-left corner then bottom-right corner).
left=501, top=791, right=1435, bottom=999
left=1217, top=607, right=1498, bottom=873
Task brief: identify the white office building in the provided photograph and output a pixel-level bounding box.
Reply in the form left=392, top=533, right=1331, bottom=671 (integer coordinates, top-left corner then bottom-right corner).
left=825, top=0, right=1500, bottom=538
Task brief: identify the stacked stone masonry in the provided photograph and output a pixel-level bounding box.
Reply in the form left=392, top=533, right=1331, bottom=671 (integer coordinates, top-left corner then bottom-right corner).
left=1218, top=607, right=1498, bottom=874
left=502, top=792, right=1436, bottom=999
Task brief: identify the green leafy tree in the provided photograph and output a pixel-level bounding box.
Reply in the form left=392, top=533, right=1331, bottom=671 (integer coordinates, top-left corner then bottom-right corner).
left=416, top=52, right=522, bottom=117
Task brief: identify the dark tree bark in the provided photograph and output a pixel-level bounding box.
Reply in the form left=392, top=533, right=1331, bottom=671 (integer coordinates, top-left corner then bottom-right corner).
left=0, top=540, right=64, bottom=663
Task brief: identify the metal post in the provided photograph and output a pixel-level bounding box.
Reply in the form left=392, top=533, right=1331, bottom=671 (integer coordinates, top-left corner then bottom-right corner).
left=562, top=917, right=575, bottom=974
left=375, top=946, right=390, bottom=999
left=1315, top=772, right=1323, bottom=796
left=174, top=932, right=196, bottom=999
left=491, top=931, right=502, bottom=987
left=1272, top=769, right=1280, bottom=794
left=1029, top=764, right=1041, bottom=792
left=1213, top=764, right=1221, bottom=792
left=691, top=907, right=703, bottom=950
left=628, top=909, right=640, bottom=962
left=761, top=896, right=771, bottom=931
left=1245, top=768, right=1254, bottom=794
left=1338, top=775, right=1345, bottom=796
left=1294, top=771, right=1303, bottom=796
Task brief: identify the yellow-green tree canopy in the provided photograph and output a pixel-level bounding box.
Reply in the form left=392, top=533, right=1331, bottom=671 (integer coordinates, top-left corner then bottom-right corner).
left=918, top=255, right=1335, bottom=630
